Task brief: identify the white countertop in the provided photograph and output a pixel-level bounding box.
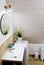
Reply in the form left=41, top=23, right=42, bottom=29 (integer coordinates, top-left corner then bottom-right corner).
left=2, top=40, right=28, bottom=62
left=2, top=47, right=24, bottom=62
left=14, top=40, right=28, bottom=48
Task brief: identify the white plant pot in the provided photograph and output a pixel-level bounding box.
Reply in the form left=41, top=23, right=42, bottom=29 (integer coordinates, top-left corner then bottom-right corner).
left=18, top=37, right=22, bottom=41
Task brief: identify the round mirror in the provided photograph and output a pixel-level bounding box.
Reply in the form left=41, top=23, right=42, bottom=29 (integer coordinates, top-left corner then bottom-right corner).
left=0, top=13, right=10, bottom=35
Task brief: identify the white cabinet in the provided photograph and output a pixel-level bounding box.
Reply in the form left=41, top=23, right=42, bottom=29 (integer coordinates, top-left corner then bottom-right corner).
left=40, top=46, right=44, bottom=61
left=2, top=40, right=28, bottom=65
left=14, top=40, right=29, bottom=65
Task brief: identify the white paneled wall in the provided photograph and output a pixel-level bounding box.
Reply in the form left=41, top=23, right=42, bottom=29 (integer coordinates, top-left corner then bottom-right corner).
left=6, top=0, right=44, bottom=43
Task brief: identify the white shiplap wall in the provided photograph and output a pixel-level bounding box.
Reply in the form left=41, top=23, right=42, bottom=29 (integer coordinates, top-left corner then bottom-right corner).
left=6, top=0, right=44, bottom=43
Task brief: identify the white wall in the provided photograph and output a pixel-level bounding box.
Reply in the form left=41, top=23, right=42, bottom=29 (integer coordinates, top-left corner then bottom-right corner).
left=6, top=0, right=44, bottom=43
left=0, top=0, right=13, bottom=46
left=0, top=0, right=6, bottom=10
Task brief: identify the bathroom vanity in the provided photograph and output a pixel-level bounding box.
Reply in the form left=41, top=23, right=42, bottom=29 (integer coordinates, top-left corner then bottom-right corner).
left=2, top=40, right=28, bottom=65
left=2, top=48, right=24, bottom=65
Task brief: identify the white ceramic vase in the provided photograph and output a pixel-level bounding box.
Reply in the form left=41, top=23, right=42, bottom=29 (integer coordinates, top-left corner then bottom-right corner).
left=18, top=37, right=22, bottom=41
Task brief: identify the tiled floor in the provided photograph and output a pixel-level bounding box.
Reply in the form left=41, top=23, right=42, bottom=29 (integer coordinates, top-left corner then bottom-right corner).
left=28, top=55, right=44, bottom=65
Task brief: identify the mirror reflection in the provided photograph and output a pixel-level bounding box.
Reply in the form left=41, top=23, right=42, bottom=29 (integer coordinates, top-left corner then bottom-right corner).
left=0, top=13, right=10, bottom=35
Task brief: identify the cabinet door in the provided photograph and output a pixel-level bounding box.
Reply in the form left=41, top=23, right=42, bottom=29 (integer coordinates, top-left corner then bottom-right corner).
left=2, top=61, right=22, bottom=65
left=14, top=62, right=22, bottom=65
left=2, top=61, right=13, bottom=65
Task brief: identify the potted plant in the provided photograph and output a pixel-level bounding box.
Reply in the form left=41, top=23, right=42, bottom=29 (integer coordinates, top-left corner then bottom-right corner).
left=14, top=28, right=23, bottom=41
